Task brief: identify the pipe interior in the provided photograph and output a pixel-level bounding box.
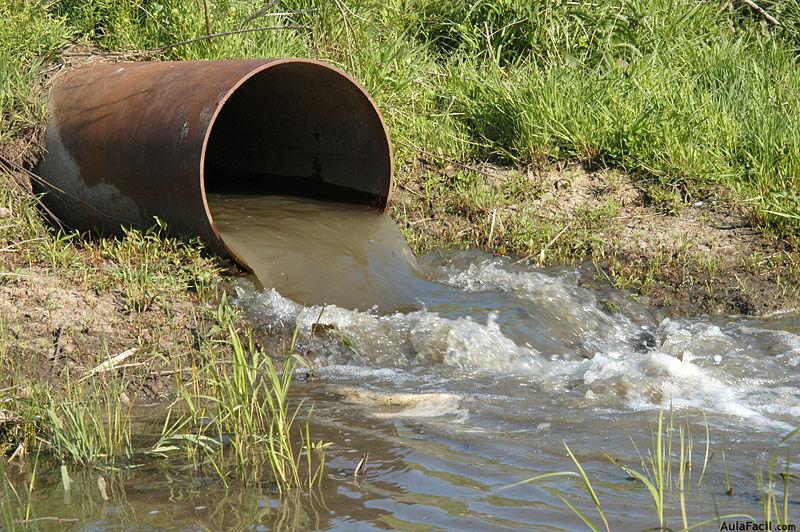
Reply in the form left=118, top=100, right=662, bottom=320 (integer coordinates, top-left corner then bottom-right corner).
left=203, top=62, right=391, bottom=208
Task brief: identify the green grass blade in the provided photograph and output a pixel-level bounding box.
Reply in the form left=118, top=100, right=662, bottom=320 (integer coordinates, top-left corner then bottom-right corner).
left=565, top=443, right=610, bottom=532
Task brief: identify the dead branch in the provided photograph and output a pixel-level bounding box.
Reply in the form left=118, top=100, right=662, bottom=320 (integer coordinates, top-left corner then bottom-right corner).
left=240, top=0, right=280, bottom=28
left=740, top=0, right=780, bottom=26
left=80, top=348, right=139, bottom=381
left=148, top=24, right=310, bottom=53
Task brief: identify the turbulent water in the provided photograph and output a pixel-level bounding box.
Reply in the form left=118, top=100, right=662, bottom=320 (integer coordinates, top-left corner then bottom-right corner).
left=211, top=194, right=800, bottom=432
left=208, top=193, right=433, bottom=311
left=17, top=194, right=796, bottom=529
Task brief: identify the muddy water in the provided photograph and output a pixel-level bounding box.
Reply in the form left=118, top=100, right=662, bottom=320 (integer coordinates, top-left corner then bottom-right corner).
left=225, top=255, right=800, bottom=528
left=6, top=195, right=800, bottom=529
left=208, top=193, right=440, bottom=312
left=213, top=194, right=800, bottom=527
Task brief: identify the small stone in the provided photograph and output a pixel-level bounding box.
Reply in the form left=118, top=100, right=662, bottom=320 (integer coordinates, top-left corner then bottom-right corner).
left=0, top=207, right=10, bottom=219
left=17, top=386, right=33, bottom=400
left=312, top=323, right=334, bottom=336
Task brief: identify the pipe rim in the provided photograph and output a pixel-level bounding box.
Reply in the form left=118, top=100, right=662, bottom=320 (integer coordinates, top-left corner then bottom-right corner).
left=198, top=58, right=394, bottom=270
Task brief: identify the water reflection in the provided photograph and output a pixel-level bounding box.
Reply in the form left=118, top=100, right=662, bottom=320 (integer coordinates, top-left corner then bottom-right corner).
left=1, top=460, right=334, bottom=530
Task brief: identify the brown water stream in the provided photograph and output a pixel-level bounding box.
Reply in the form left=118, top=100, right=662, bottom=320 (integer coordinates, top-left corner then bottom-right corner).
left=208, top=193, right=430, bottom=312
left=3, top=194, right=800, bottom=530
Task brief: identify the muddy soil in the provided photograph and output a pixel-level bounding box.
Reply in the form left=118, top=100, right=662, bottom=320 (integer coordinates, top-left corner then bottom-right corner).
left=0, top=265, right=209, bottom=401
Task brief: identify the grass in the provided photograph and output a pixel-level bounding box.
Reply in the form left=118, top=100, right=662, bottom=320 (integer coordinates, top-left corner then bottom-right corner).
left=0, top=0, right=67, bottom=143
left=5, top=1, right=800, bottom=234
left=0, top=300, right=326, bottom=492
left=156, top=321, right=328, bottom=491
left=507, top=404, right=800, bottom=531
left=44, top=379, right=135, bottom=467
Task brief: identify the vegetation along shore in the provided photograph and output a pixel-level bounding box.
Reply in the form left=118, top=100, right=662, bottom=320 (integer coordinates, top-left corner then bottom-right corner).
left=3, top=0, right=800, bottom=528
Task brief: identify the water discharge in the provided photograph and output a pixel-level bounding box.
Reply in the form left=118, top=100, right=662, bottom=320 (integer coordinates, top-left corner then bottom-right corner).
left=14, top=194, right=798, bottom=529
left=210, top=194, right=800, bottom=431
left=208, top=193, right=438, bottom=312
left=209, top=194, right=800, bottom=526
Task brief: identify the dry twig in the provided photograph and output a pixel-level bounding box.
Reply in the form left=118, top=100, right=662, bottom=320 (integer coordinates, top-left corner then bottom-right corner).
left=740, top=0, right=780, bottom=26
left=147, top=25, right=309, bottom=53
left=80, top=348, right=139, bottom=381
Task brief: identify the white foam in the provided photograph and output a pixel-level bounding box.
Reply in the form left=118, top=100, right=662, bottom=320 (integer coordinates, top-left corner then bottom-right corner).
left=233, top=254, right=800, bottom=431
left=236, top=282, right=540, bottom=372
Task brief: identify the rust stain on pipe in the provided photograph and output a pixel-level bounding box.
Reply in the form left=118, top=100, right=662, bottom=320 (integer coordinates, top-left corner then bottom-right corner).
left=35, top=59, right=393, bottom=267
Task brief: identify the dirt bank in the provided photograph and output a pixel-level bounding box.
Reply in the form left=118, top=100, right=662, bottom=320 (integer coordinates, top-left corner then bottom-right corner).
left=0, top=158, right=235, bottom=401
left=392, top=159, right=800, bottom=317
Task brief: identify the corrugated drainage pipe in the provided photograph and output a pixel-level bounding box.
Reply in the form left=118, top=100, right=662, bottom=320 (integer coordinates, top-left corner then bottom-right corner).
left=35, top=59, right=393, bottom=267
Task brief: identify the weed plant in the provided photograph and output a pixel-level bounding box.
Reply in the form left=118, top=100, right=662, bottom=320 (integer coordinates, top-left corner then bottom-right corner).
left=510, top=405, right=800, bottom=530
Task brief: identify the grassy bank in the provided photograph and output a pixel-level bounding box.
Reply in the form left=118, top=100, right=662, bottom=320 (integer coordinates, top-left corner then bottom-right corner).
left=3, top=0, right=800, bottom=313
left=5, top=0, right=800, bottom=230
left=0, top=178, right=325, bottom=491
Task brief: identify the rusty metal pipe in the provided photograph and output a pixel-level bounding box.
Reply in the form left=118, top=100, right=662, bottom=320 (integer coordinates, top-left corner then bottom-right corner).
left=35, top=59, right=393, bottom=267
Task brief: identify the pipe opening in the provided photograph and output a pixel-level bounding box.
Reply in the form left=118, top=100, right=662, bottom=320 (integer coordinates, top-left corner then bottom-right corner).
left=203, top=61, right=392, bottom=209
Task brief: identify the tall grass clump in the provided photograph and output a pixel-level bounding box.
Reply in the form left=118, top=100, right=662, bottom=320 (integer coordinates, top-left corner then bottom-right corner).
left=152, top=318, right=327, bottom=492
left=0, top=375, right=135, bottom=469
left=0, top=295, right=325, bottom=494
left=203, top=325, right=324, bottom=490
left=44, top=378, right=135, bottom=467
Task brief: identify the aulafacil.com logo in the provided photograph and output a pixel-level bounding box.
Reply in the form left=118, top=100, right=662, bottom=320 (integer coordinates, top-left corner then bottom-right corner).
left=720, top=522, right=796, bottom=531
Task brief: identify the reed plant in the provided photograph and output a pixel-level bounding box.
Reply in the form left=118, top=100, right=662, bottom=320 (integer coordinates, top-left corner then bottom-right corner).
left=511, top=406, right=758, bottom=531
left=195, top=323, right=326, bottom=491
left=755, top=427, right=800, bottom=527
left=148, top=319, right=327, bottom=492
left=44, top=378, right=134, bottom=467
left=0, top=303, right=325, bottom=494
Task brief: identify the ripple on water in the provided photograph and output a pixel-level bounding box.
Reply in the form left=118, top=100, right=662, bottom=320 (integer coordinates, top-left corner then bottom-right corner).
left=234, top=250, right=800, bottom=432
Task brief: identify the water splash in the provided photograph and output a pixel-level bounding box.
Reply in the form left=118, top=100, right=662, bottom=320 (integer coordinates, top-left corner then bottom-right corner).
left=234, top=252, right=800, bottom=431
left=211, top=194, right=800, bottom=431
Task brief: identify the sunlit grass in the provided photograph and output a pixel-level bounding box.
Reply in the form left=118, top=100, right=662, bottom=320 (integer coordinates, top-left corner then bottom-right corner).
left=510, top=406, right=765, bottom=530
left=3, top=1, right=800, bottom=236
left=158, top=321, right=329, bottom=491
left=44, top=379, right=134, bottom=467
left=0, top=280, right=326, bottom=494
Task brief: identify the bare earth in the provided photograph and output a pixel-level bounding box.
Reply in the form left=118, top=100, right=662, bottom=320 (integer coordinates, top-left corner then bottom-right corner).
left=392, top=161, right=800, bottom=316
